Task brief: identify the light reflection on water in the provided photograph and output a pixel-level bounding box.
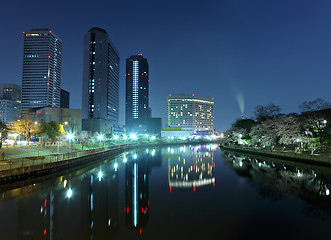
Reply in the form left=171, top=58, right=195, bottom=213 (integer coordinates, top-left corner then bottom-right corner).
left=0, top=144, right=330, bottom=239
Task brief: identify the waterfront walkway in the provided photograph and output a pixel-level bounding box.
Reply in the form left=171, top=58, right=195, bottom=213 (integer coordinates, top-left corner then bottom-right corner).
left=220, top=145, right=331, bottom=166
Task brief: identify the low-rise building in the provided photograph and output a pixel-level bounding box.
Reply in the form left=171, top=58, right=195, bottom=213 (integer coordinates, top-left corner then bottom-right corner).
left=29, top=107, right=82, bottom=133
left=161, top=127, right=191, bottom=139
left=0, top=99, right=21, bottom=124
left=0, top=83, right=21, bottom=124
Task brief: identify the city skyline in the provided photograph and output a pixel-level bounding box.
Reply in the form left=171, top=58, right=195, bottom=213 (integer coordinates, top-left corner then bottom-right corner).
left=1, top=0, right=331, bottom=131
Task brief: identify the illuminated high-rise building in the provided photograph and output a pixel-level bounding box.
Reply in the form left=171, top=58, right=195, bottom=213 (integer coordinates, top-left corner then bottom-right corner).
left=167, top=94, right=214, bottom=132
left=82, top=27, right=120, bottom=132
left=125, top=55, right=149, bottom=126
left=21, top=29, right=62, bottom=111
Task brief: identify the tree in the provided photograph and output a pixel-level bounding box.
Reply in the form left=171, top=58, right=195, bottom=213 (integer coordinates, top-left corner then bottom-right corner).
left=35, top=121, right=64, bottom=142
left=10, top=119, right=37, bottom=141
left=232, top=118, right=257, bottom=134
left=254, top=103, right=281, bottom=122
left=0, top=122, right=9, bottom=148
left=222, top=127, right=247, bottom=145
left=250, top=115, right=310, bottom=147
left=250, top=119, right=278, bottom=146
left=77, top=131, right=89, bottom=150
left=276, top=116, right=310, bottom=146
left=299, top=98, right=331, bottom=112
left=299, top=98, right=331, bottom=144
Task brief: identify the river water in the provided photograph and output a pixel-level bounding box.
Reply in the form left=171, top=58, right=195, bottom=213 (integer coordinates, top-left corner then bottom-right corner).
left=0, top=144, right=330, bottom=239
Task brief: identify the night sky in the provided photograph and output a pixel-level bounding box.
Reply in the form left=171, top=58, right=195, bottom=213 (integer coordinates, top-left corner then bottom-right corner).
left=1, top=0, right=331, bottom=131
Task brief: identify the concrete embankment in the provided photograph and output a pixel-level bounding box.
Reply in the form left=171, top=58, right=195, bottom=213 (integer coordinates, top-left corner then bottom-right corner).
left=220, top=145, right=331, bottom=167
left=0, top=144, right=131, bottom=183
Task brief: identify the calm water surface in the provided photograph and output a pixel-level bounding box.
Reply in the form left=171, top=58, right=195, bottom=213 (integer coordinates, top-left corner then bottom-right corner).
left=0, top=144, right=330, bottom=239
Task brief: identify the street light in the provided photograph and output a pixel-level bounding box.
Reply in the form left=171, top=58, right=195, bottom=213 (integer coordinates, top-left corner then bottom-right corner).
left=97, top=134, right=104, bottom=146
left=130, top=133, right=137, bottom=140
left=66, top=133, right=75, bottom=150
left=66, top=133, right=74, bottom=141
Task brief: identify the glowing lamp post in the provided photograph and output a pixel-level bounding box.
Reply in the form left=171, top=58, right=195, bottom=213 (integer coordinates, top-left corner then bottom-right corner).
left=66, top=133, right=75, bottom=150
left=130, top=133, right=137, bottom=141
left=98, top=134, right=104, bottom=146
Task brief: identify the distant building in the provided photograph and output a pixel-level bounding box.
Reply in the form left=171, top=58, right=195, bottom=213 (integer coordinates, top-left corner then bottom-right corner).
left=161, top=127, right=191, bottom=139
left=0, top=83, right=21, bottom=101
left=167, top=94, right=214, bottom=133
left=127, top=117, right=162, bottom=136
left=0, top=100, right=21, bottom=124
left=0, top=83, right=21, bottom=124
left=60, top=89, right=70, bottom=108
left=28, top=107, right=82, bottom=133
left=125, top=54, right=149, bottom=126
left=82, top=118, right=113, bottom=134
left=21, top=29, right=62, bottom=111
left=82, top=27, right=120, bottom=133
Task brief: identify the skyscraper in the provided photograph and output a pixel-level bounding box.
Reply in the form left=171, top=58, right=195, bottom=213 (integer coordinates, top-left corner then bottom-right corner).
left=125, top=54, right=149, bottom=126
left=82, top=27, right=120, bottom=133
left=21, top=29, right=62, bottom=111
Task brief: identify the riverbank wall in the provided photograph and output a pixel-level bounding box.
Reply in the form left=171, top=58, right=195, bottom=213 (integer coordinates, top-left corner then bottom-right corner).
left=220, top=145, right=331, bottom=167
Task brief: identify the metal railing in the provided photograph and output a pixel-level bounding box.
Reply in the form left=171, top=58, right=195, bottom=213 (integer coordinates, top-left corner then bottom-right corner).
left=0, top=144, right=131, bottom=173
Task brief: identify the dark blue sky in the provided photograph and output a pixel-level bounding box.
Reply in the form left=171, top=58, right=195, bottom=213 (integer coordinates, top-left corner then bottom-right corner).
left=1, top=0, right=331, bottom=130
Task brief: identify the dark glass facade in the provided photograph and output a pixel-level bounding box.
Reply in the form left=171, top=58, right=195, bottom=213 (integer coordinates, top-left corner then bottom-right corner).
left=60, top=89, right=70, bottom=108
left=82, top=28, right=120, bottom=126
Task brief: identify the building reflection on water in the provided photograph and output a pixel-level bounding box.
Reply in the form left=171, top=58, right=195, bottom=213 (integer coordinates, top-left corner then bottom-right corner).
left=164, top=144, right=218, bottom=192
left=124, top=150, right=161, bottom=234
left=222, top=151, right=331, bottom=217
left=15, top=161, right=120, bottom=240
left=0, top=144, right=219, bottom=239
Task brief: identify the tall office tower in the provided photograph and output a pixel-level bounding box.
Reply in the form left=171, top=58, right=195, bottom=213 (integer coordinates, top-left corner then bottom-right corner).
left=21, top=29, right=62, bottom=111
left=167, top=94, right=214, bottom=132
left=125, top=54, right=149, bottom=126
left=82, top=27, right=120, bottom=131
